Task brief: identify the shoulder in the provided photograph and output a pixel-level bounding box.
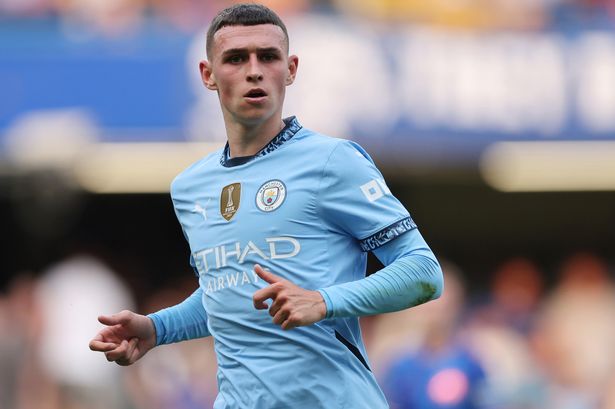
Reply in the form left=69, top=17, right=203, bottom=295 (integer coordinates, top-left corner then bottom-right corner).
left=170, top=148, right=223, bottom=197
left=298, top=128, right=375, bottom=166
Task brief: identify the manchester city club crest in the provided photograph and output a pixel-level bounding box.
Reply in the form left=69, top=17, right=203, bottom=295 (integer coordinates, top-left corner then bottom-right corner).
left=256, top=180, right=286, bottom=212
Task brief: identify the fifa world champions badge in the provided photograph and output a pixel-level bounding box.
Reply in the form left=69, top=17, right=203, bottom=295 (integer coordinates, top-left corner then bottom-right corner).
left=256, top=180, right=286, bottom=212
left=221, top=183, right=241, bottom=221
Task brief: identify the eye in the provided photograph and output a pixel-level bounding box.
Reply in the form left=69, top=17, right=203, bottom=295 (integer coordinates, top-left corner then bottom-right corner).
left=260, top=53, right=278, bottom=62
left=226, top=55, right=244, bottom=64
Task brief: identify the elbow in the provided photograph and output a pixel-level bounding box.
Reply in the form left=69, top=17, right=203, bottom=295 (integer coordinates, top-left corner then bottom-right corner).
left=426, top=255, right=444, bottom=301
left=430, top=259, right=444, bottom=301
left=414, top=256, right=444, bottom=306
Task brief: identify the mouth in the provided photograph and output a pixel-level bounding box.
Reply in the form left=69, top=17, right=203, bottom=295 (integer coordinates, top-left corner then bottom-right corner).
left=244, top=88, right=268, bottom=101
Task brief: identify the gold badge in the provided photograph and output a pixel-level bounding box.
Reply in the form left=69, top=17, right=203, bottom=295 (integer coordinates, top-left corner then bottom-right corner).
left=220, top=183, right=241, bottom=221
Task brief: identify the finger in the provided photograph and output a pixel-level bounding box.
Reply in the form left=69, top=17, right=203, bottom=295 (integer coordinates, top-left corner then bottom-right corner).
left=268, top=300, right=281, bottom=317
left=281, top=317, right=296, bottom=331
left=252, top=285, right=280, bottom=310
left=98, top=310, right=132, bottom=327
left=105, top=339, right=130, bottom=362
left=91, top=326, right=123, bottom=345
left=254, top=264, right=283, bottom=285
left=104, top=340, right=126, bottom=362
left=272, top=309, right=289, bottom=326
left=118, top=338, right=141, bottom=366
left=89, top=339, right=119, bottom=352
left=116, top=338, right=139, bottom=366
left=127, top=337, right=139, bottom=356
left=268, top=293, right=288, bottom=317
left=116, top=358, right=130, bottom=366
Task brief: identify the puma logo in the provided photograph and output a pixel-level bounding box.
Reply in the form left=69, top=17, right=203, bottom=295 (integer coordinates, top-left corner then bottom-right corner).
left=191, top=199, right=210, bottom=220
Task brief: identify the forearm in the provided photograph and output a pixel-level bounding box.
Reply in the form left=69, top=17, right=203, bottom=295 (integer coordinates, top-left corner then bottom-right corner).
left=318, top=230, right=443, bottom=318
left=148, top=287, right=211, bottom=345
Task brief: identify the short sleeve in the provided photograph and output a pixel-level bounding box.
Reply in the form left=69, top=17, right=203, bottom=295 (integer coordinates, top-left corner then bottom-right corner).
left=318, top=140, right=417, bottom=251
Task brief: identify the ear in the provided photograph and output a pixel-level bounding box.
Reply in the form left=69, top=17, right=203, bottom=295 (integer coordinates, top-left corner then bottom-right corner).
left=285, top=55, right=299, bottom=86
left=200, top=60, right=217, bottom=90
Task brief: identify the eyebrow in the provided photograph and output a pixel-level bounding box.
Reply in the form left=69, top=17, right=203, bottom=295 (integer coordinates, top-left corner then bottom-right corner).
left=221, top=47, right=283, bottom=57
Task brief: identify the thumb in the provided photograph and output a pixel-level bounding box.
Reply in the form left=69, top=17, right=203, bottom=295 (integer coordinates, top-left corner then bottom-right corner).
left=98, top=310, right=132, bottom=326
left=254, top=264, right=283, bottom=284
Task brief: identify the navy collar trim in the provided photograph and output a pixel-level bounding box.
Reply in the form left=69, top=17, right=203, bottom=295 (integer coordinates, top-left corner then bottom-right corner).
left=220, top=116, right=302, bottom=168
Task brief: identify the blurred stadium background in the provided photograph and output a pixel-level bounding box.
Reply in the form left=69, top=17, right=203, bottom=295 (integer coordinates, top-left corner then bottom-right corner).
left=1, top=0, right=615, bottom=408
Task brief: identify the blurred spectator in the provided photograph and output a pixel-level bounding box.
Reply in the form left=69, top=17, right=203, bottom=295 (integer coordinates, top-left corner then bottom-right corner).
left=489, top=257, right=544, bottom=333
left=0, top=273, right=59, bottom=409
left=2, top=0, right=613, bottom=31
left=532, top=252, right=615, bottom=408
left=240, top=0, right=311, bottom=16
left=332, top=0, right=547, bottom=30
left=471, top=257, right=545, bottom=334
left=0, top=0, right=53, bottom=17
left=379, top=263, right=488, bottom=409
left=464, top=258, right=547, bottom=408
left=148, top=0, right=221, bottom=32
left=125, top=279, right=218, bottom=409
left=54, top=0, right=146, bottom=36
left=35, top=254, right=135, bottom=409
left=549, top=0, right=615, bottom=29
left=149, top=0, right=311, bottom=33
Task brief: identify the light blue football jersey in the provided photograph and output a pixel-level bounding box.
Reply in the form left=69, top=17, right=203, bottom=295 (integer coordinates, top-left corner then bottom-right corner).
left=167, top=117, right=419, bottom=409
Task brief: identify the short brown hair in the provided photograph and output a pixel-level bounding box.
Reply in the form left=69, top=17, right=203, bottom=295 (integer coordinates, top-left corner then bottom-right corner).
left=206, top=4, right=289, bottom=59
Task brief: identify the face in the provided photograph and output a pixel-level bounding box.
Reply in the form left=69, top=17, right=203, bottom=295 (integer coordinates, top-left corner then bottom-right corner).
left=200, top=24, right=298, bottom=127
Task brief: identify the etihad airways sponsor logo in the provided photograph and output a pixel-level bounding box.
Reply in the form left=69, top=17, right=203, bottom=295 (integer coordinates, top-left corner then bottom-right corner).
left=204, top=270, right=260, bottom=294
left=193, top=236, right=301, bottom=273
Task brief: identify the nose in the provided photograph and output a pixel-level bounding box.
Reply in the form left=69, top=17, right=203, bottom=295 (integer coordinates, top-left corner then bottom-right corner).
left=246, top=54, right=263, bottom=82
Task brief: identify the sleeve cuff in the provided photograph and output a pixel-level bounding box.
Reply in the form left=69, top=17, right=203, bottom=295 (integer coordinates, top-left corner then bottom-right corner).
left=147, top=312, right=165, bottom=346
left=317, top=289, right=335, bottom=319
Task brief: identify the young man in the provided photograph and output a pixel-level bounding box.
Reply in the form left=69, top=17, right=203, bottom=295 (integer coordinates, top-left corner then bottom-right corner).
left=89, top=4, right=443, bottom=408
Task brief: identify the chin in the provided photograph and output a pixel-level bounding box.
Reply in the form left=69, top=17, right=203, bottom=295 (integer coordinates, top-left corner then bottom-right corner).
left=236, top=110, right=276, bottom=125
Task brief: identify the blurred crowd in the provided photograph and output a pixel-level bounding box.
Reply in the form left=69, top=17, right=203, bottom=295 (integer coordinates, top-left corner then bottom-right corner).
left=1, top=1, right=613, bottom=407
left=367, top=253, right=615, bottom=409
left=0, top=0, right=614, bottom=34
left=0, top=255, right=218, bottom=409
left=1, top=251, right=614, bottom=409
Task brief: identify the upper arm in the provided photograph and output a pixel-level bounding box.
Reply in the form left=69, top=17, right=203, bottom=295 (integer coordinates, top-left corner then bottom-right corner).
left=372, top=227, right=438, bottom=267
left=318, top=140, right=416, bottom=251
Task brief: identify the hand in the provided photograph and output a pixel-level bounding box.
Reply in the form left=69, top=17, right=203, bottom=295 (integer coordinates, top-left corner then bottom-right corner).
left=89, top=310, right=157, bottom=366
left=252, top=264, right=327, bottom=330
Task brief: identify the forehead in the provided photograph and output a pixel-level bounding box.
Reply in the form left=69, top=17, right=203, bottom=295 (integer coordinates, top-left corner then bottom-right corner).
left=212, top=24, right=287, bottom=55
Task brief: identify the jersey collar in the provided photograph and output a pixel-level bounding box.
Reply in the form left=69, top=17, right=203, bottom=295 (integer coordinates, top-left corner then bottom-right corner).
left=220, top=116, right=302, bottom=168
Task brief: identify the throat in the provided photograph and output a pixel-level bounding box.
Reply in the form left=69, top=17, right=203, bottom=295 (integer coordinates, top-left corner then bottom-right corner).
left=226, top=119, right=285, bottom=158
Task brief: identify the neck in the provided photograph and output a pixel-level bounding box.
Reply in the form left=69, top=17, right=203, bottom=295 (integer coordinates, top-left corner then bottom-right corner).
left=224, top=115, right=286, bottom=158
